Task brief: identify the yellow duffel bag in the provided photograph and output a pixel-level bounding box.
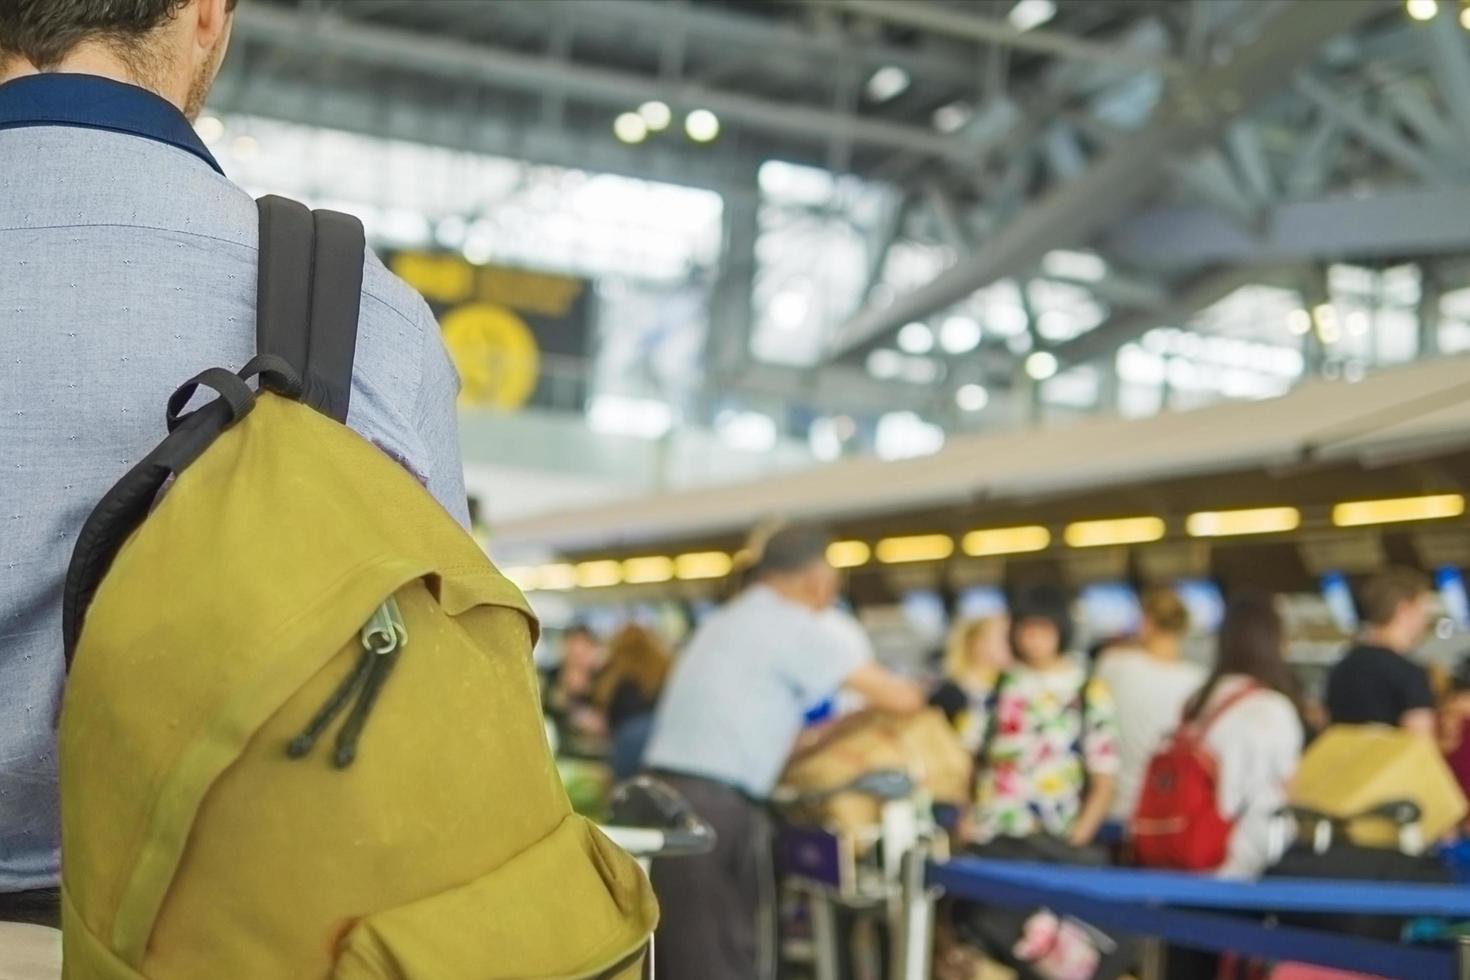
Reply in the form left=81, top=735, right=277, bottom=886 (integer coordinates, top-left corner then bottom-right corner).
left=1291, top=724, right=1468, bottom=851
left=58, top=198, right=655, bottom=979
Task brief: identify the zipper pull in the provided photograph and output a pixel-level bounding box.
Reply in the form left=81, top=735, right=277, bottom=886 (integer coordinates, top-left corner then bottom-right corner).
left=286, top=595, right=409, bottom=767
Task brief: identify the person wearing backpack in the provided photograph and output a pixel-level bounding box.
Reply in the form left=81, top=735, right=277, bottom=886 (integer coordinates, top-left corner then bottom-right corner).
left=0, top=0, right=467, bottom=946
left=1133, top=592, right=1305, bottom=879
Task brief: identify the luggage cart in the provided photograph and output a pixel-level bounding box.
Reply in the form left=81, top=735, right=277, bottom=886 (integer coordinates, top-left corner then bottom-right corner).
left=773, top=770, right=946, bottom=980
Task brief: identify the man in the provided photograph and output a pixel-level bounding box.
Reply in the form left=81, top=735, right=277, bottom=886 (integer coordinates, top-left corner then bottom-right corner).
left=0, top=0, right=467, bottom=927
left=643, top=524, right=924, bottom=980
left=1325, top=568, right=1436, bottom=736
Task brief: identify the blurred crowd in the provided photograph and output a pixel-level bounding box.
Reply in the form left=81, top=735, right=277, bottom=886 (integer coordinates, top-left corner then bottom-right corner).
left=538, top=525, right=1464, bottom=980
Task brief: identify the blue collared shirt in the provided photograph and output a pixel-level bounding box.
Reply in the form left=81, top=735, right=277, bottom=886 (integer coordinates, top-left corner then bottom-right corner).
left=0, top=74, right=468, bottom=891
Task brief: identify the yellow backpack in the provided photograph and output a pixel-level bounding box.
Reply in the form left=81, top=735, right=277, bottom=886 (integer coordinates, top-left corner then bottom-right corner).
left=58, top=197, right=656, bottom=979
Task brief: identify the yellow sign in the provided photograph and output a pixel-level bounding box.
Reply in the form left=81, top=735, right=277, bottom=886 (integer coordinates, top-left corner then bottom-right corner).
left=440, top=303, right=541, bottom=410
left=390, top=252, right=583, bottom=317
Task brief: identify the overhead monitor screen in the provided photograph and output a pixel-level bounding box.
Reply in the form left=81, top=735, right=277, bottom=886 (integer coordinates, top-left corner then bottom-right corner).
left=1174, top=579, right=1226, bottom=635
left=1321, top=571, right=1359, bottom=635
left=1437, top=566, right=1470, bottom=630
left=957, top=585, right=1008, bottom=621
left=1079, top=582, right=1142, bottom=638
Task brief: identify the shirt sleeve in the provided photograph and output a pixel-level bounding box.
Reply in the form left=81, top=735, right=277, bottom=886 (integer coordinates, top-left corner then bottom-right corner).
left=1400, top=661, right=1436, bottom=715
left=412, top=301, right=471, bottom=528
left=1082, top=676, right=1122, bottom=777
left=778, top=610, right=873, bottom=706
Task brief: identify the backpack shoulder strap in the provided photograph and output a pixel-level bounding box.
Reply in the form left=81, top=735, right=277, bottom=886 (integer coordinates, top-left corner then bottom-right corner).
left=1194, top=681, right=1262, bottom=737
left=255, top=195, right=364, bottom=423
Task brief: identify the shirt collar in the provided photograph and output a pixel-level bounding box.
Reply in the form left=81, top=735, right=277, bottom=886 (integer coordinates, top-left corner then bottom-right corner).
left=0, top=72, right=222, bottom=175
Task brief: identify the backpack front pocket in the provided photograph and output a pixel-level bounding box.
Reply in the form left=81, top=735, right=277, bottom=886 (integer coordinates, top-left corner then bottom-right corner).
left=333, top=814, right=657, bottom=980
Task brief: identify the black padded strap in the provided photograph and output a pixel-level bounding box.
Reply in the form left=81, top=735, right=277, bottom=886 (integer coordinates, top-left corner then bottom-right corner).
left=63, top=399, right=235, bottom=663
left=305, top=209, right=365, bottom=423
left=254, top=195, right=364, bottom=424
left=255, top=196, right=313, bottom=378
left=165, top=367, right=255, bottom=433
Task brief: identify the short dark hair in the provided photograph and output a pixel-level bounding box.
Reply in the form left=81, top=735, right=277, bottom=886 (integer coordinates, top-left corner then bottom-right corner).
left=1010, top=584, right=1074, bottom=654
left=754, top=524, right=832, bottom=577
left=0, top=0, right=238, bottom=71
left=1359, top=567, right=1430, bottom=627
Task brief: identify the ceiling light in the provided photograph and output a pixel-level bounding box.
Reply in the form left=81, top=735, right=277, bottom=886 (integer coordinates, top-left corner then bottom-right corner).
left=956, top=383, right=990, bottom=412
left=1025, top=351, right=1059, bottom=380
left=1063, top=516, right=1166, bottom=548
left=865, top=65, right=911, bottom=103
left=866, top=348, right=903, bottom=379
left=638, top=100, right=672, bottom=131
left=536, top=563, right=577, bottom=591
left=685, top=109, right=721, bottom=143
left=1287, top=309, right=1312, bottom=336
left=769, top=287, right=810, bottom=330
left=1332, top=493, right=1465, bottom=527
left=940, top=315, right=983, bottom=354
left=231, top=135, right=259, bottom=159
left=932, top=101, right=974, bottom=134
left=622, top=556, right=675, bottom=585
left=575, top=560, right=624, bottom=588
left=962, top=525, right=1051, bottom=557
left=614, top=112, right=648, bottom=144
left=1406, top=0, right=1439, bottom=21
left=1461, top=5, right=1470, bottom=28
left=827, top=540, right=872, bottom=569
left=195, top=115, right=224, bottom=144
left=875, top=534, right=955, bottom=564
left=898, top=322, right=935, bottom=354
left=1186, top=507, right=1301, bottom=538
left=674, top=552, right=733, bottom=580
left=1009, top=0, right=1058, bottom=32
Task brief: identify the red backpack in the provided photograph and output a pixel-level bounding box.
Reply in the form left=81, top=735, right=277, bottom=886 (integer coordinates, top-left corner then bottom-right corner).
left=1131, top=683, right=1260, bottom=871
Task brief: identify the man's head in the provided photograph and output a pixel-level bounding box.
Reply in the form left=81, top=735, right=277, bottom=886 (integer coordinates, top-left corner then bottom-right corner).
left=752, top=523, right=838, bottom=612
left=1009, top=585, right=1073, bottom=668
left=1360, top=567, right=1433, bottom=653
left=0, top=0, right=236, bottom=119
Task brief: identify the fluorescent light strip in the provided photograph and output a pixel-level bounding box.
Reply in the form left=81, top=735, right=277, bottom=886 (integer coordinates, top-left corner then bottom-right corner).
left=961, top=525, right=1051, bottom=557
left=537, top=563, right=577, bottom=591
left=875, top=534, right=955, bottom=565
left=501, top=566, right=540, bottom=591
left=622, top=556, right=674, bottom=585
left=1186, top=507, right=1300, bottom=538
left=827, top=540, right=872, bottom=569
left=1063, top=516, right=1166, bottom=549
left=1332, top=494, right=1465, bottom=528
left=574, top=560, right=623, bottom=588
left=674, top=551, right=732, bottom=580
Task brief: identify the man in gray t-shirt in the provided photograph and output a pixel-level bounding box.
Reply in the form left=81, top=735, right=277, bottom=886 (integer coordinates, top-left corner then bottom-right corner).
left=645, top=524, right=923, bottom=980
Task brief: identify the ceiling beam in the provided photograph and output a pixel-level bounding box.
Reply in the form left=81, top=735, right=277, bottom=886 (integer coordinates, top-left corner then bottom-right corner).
left=1104, top=185, right=1470, bottom=271
left=231, top=4, right=971, bottom=162
left=824, top=0, right=1386, bottom=361
left=828, top=0, right=1187, bottom=73
left=1293, top=71, right=1448, bottom=185
left=1424, top=5, right=1470, bottom=156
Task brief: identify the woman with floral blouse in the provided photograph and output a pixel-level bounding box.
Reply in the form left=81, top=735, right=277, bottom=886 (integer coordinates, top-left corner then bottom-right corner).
left=968, top=586, right=1121, bottom=848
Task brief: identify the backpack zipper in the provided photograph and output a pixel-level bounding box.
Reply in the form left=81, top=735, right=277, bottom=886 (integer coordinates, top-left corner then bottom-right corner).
left=287, top=595, right=408, bottom=768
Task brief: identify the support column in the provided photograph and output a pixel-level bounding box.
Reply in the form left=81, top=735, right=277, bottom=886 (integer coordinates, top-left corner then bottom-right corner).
left=703, top=176, right=761, bottom=412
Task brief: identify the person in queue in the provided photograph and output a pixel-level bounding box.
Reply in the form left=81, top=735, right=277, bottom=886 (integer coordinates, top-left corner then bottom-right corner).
left=1325, top=568, right=1436, bottom=736
left=931, top=614, right=1012, bottom=752
left=1180, top=592, right=1305, bottom=879
left=592, top=624, right=670, bottom=780
left=969, top=586, right=1119, bottom=848
left=642, top=523, right=925, bottom=980
left=542, top=624, right=608, bottom=751
left=1096, top=587, right=1205, bottom=822
left=0, top=0, right=471, bottom=930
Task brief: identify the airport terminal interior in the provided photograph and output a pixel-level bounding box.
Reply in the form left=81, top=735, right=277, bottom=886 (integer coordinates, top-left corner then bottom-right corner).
left=17, top=0, right=1470, bottom=978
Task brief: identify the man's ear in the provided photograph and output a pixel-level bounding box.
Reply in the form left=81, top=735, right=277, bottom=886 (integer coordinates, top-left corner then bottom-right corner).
left=192, top=0, right=231, bottom=56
